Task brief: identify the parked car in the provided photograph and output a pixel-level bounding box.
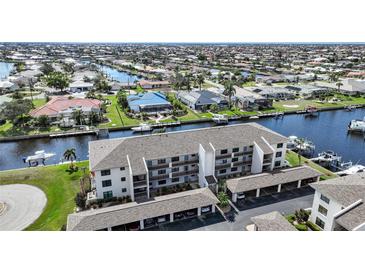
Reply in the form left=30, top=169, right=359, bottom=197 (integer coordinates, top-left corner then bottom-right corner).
left=144, top=218, right=155, bottom=226
left=127, top=223, right=140, bottom=231
left=185, top=210, right=196, bottom=217
left=174, top=212, right=184, bottom=220
left=157, top=216, right=166, bottom=223
left=201, top=206, right=211, bottom=213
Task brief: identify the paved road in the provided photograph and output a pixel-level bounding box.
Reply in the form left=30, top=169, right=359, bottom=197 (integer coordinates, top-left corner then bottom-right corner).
left=0, top=184, right=47, bottom=231
left=148, top=188, right=314, bottom=231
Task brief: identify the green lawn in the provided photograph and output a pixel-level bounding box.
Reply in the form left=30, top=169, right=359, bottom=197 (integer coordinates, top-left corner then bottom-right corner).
left=32, top=98, right=47, bottom=108
left=102, top=95, right=141, bottom=127
left=286, top=150, right=337, bottom=180
left=0, top=161, right=89, bottom=230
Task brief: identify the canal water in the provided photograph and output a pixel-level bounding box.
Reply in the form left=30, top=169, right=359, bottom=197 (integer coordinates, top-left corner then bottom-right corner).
left=0, top=109, right=364, bottom=171
left=0, top=62, right=14, bottom=80
left=96, top=64, right=141, bottom=83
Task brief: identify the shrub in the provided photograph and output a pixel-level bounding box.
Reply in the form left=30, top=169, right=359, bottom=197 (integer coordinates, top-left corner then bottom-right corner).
left=306, top=221, right=321, bottom=231
left=295, top=224, right=308, bottom=231
left=75, top=192, right=86, bottom=209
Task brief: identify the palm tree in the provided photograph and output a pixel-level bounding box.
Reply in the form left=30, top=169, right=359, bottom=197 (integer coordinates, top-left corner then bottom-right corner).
left=336, top=82, right=343, bottom=93
left=72, top=109, right=84, bottom=126
left=296, top=138, right=305, bottom=165
left=196, top=74, right=205, bottom=91
left=63, top=148, right=76, bottom=169
left=223, top=80, right=236, bottom=108
left=217, top=191, right=230, bottom=208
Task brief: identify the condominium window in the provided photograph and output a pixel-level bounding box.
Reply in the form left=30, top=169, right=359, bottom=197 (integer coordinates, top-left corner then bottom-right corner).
left=100, top=169, right=111, bottom=176
left=232, top=147, right=239, bottom=153
left=276, top=151, right=282, bottom=158
left=158, top=159, right=166, bottom=164
left=275, top=161, right=281, bottom=167
left=158, top=180, right=166, bottom=185
left=191, top=154, right=197, bottom=157
left=231, top=167, right=238, bottom=172
left=222, top=159, right=228, bottom=164
left=232, top=157, right=238, bottom=162
left=121, top=177, right=126, bottom=182
left=184, top=155, right=189, bottom=161
left=219, top=169, right=226, bottom=174
left=172, top=167, right=179, bottom=173
left=102, top=180, right=112, bottom=187
left=277, top=143, right=283, bottom=148
left=158, top=169, right=166, bottom=175
left=172, top=177, right=179, bottom=183
left=315, top=217, right=325, bottom=229
left=120, top=167, right=125, bottom=171
left=171, top=156, right=179, bottom=162
left=184, top=166, right=189, bottom=171
left=243, top=147, right=248, bottom=152
left=221, top=149, right=228, bottom=154
left=320, top=194, right=330, bottom=204
left=103, top=191, right=113, bottom=199
left=122, top=188, right=127, bottom=193
left=318, top=205, right=328, bottom=216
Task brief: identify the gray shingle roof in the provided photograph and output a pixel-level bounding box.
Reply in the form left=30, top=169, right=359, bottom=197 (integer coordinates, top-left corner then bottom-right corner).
left=67, top=187, right=219, bottom=231
left=310, top=174, right=365, bottom=207
left=251, top=211, right=297, bottom=231
left=227, top=166, right=321, bottom=193
left=89, top=123, right=288, bottom=173
left=335, top=202, right=365, bottom=231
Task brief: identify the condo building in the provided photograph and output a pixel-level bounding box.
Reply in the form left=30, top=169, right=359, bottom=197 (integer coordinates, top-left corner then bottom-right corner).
left=309, top=174, right=365, bottom=231
left=88, top=123, right=288, bottom=202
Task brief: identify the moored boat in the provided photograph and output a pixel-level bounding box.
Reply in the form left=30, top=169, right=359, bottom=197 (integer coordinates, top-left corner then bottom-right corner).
left=131, top=123, right=153, bottom=132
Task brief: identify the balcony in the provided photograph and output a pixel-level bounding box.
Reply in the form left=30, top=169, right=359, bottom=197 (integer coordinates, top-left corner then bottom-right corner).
left=171, top=168, right=198, bottom=178
left=233, top=152, right=244, bottom=157
left=215, top=153, right=231, bottom=160
left=149, top=173, right=169, bottom=181
left=215, top=163, right=231, bottom=169
left=171, top=159, right=199, bottom=167
left=147, top=162, right=169, bottom=170
left=134, top=180, right=147, bottom=188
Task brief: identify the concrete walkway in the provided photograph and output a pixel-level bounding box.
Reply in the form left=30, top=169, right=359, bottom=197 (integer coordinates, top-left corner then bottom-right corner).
left=0, top=184, right=47, bottom=231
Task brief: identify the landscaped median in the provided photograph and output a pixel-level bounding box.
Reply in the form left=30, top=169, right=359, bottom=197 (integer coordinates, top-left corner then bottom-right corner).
left=285, top=150, right=337, bottom=180
left=0, top=161, right=89, bottom=230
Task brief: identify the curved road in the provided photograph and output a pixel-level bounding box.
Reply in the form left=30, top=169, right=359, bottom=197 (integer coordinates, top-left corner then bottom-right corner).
left=0, top=184, right=47, bottom=231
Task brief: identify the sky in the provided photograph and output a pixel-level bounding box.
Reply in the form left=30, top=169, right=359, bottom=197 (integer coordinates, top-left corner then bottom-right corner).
left=1, top=0, right=364, bottom=43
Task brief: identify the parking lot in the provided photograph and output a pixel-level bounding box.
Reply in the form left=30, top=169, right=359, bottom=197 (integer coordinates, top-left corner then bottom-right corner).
left=146, top=187, right=314, bottom=231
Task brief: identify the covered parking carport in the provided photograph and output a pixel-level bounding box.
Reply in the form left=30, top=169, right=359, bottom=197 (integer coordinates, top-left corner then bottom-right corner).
left=67, top=188, right=219, bottom=231
left=226, top=166, right=321, bottom=203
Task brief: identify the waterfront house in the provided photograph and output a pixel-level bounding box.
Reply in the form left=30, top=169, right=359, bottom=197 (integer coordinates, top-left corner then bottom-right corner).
left=127, top=92, right=172, bottom=114
left=0, top=80, right=18, bottom=93
left=69, top=80, right=94, bottom=93
left=138, top=80, right=170, bottom=89
left=234, top=86, right=273, bottom=110
left=30, top=96, right=102, bottom=127
left=176, top=90, right=228, bottom=111
left=309, top=174, right=365, bottom=231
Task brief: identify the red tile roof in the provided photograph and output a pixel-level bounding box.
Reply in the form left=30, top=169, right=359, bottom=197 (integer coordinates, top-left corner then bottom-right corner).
left=30, top=96, right=101, bottom=117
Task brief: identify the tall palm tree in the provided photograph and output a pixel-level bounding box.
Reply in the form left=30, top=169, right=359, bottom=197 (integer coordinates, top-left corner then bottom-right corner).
left=196, top=74, right=205, bottom=91
left=63, top=148, right=77, bottom=169
left=336, top=82, right=343, bottom=93
left=223, top=80, right=236, bottom=108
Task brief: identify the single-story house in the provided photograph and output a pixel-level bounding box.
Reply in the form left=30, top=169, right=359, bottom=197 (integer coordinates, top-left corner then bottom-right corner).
left=127, top=92, right=172, bottom=114
left=176, top=90, right=228, bottom=111
left=0, top=80, right=18, bottom=93
left=69, top=81, right=94, bottom=93
left=30, top=96, right=102, bottom=127
left=234, top=86, right=273, bottom=110
left=138, top=80, right=170, bottom=89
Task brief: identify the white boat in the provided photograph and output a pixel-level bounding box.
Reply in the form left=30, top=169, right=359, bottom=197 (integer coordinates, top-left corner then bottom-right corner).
left=131, top=123, right=153, bottom=132
left=336, top=164, right=365, bottom=176
left=348, top=117, right=365, bottom=132
left=212, top=114, right=228, bottom=124
left=287, top=136, right=315, bottom=152
left=249, top=115, right=259, bottom=119
left=23, top=150, right=56, bottom=166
